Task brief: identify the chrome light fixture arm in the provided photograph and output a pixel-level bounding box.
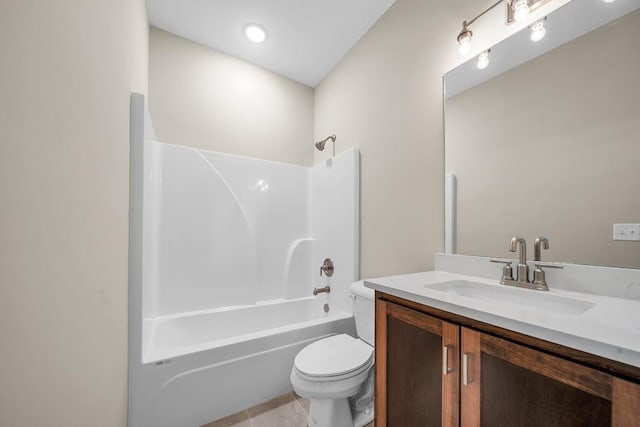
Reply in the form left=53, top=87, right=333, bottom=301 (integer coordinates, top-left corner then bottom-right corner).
left=456, top=0, right=546, bottom=53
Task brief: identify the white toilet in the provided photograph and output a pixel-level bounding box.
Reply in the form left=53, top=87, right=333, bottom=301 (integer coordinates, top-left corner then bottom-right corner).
left=290, top=281, right=375, bottom=427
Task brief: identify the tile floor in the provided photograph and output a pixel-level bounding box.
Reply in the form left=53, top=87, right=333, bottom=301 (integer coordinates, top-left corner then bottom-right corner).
left=202, top=392, right=374, bottom=427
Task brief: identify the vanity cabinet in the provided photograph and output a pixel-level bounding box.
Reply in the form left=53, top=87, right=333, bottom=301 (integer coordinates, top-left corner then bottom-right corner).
left=375, top=298, right=459, bottom=426
left=375, top=294, right=640, bottom=427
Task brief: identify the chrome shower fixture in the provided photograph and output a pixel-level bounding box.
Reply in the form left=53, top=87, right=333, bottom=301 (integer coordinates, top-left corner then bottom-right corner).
left=314, top=134, right=336, bottom=157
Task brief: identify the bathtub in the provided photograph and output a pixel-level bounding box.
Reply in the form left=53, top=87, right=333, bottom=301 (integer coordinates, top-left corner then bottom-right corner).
left=131, top=297, right=355, bottom=427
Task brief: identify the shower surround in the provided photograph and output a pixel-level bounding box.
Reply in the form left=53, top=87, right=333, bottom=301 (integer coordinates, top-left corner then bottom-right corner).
left=129, top=96, right=360, bottom=427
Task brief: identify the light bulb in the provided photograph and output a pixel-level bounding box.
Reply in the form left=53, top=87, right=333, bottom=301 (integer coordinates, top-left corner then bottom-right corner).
left=603, top=0, right=616, bottom=3
left=244, top=24, right=266, bottom=43
left=513, top=0, right=530, bottom=22
left=530, top=19, right=546, bottom=42
left=457, top=26, right=473, bottom=55
left=459, top=38, right=471, bottom=54
left=477, top=50, right=490, bottom=70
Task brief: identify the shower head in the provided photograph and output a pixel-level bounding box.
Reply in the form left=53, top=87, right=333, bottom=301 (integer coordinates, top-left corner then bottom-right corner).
left=315, top=134, right=336, bottom=156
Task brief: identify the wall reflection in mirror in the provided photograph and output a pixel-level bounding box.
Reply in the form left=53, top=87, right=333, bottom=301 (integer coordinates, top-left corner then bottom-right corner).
left=444, top=0, right=640, bottom=268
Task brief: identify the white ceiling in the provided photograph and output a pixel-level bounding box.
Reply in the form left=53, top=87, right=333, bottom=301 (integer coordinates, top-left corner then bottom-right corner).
left=147, top=0, right=396, bottom=87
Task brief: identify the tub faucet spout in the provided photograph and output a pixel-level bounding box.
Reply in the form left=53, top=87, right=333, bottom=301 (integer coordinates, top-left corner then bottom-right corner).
left=313, top=286, right=331, bottom=295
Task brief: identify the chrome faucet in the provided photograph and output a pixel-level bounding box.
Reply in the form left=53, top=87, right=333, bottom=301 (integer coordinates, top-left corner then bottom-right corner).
left=315, top=258, right=333, bottom=295
left=509, top=236, right=529, bottom=285
left=313, top=286, right=331, bottom=295
left=534, top=237, right=549, bottom=261
left=531, top=237, right=563, bottom=290
left=491, top=236, right=562, bottom=291
left=319, top=258, right=334, bottom=277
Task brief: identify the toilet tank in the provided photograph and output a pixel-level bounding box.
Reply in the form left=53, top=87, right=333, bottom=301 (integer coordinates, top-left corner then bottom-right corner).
left=350, top=281, right=375, bottom=346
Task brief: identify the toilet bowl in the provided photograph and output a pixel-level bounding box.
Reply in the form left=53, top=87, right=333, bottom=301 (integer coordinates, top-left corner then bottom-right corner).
left=290, top=281, right=375, bottom=427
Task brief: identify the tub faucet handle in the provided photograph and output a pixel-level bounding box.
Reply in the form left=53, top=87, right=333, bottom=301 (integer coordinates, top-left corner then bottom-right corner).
left=320, top=258, right=334, bottom=277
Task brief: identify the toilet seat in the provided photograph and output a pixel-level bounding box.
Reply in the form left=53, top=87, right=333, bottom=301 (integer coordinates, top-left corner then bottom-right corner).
left=294, top=334, right=373, bottom=382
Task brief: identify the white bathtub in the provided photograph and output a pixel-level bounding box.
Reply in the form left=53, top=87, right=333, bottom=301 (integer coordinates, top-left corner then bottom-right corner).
left=132, top=297, right=355, bottom=427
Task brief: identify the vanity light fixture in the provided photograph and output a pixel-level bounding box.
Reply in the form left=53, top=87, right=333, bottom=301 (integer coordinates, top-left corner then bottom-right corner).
left=530, top=18, right=547, bottom=41
left=477, top=50, right=491, bottom=69
left=455, top=0, right=512, bottom=56
left=457, top=22, right=473, bottom=54
left=244, top=24, right=266, bottom=43
left=512, top=0, right=531, bottom=22
left=457, top=0, right=555, bottom=56
left=455, top=0, right=503, bottom=56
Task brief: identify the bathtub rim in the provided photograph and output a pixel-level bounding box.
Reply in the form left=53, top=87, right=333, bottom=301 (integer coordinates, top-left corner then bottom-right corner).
left=150, top=295, right=326, bottom=322
left=143, top=297, right=352, bottom=363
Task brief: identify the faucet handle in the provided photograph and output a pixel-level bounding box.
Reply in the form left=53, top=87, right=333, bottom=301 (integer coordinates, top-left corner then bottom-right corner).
left=490, top=259, right=514, bottom=282
left=533, top=262, right=563, bottom=269
left=320, top=258, right=334, bottom=277
left=531, top=263, right=562, bottom=291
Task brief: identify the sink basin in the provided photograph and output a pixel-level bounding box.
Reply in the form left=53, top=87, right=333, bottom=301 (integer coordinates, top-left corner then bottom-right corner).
left=425, top=280, right=595, bottom=316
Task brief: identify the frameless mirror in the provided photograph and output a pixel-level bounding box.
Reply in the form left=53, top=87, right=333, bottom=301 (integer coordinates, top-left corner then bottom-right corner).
left=444, top=0, right=640, bottom=268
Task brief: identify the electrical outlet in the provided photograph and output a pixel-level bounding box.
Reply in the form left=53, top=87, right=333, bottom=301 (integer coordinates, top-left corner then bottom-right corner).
left=613, top=224, right=640, bottom=241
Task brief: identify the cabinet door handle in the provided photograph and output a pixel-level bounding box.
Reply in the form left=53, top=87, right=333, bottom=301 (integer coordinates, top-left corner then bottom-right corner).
left=463, top=352, right=472, bottom=385
left=442, top=345, right=454, bottom=375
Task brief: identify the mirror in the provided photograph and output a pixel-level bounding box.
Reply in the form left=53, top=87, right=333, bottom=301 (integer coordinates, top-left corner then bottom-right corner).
left=444, top=0, right=640, bottom=268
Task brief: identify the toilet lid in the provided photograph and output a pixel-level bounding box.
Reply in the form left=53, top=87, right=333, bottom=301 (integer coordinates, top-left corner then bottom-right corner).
left=294, top=334, right=373, bottom=378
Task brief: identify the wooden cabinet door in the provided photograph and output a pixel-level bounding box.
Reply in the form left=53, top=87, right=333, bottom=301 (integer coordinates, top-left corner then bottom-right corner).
left=460, top=327, right=640, bottom=427
left=375, top=299, right=459, bottom=427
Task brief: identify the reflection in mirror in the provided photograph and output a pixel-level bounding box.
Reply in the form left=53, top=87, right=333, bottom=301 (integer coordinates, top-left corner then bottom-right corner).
left=444, top=1, right=640, bottom=268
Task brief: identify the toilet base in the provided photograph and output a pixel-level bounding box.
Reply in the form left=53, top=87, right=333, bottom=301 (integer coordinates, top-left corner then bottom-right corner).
left=306, top=396, right=374, bottom=427
left=352, top=398, right=374, bottom=427
left=307, top=398, right=352, bottom=427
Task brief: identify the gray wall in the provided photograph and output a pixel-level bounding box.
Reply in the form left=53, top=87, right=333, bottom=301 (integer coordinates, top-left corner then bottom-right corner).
left=149, top=27, right=315, bottom=167
left=0, top=1, right=149, bottom=425
left=313, top=0, right=469, bottom=278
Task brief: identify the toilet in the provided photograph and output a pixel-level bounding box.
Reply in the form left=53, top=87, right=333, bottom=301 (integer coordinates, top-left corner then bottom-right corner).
left=290, top=281, right=375, bottom=427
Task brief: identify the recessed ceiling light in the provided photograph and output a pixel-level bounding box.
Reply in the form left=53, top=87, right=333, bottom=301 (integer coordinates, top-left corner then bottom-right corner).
left=244, top=24, right=266, bottom=43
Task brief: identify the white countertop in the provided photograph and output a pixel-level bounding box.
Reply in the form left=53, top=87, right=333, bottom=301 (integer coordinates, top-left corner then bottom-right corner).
left=364, top=270, right=640, bottom=369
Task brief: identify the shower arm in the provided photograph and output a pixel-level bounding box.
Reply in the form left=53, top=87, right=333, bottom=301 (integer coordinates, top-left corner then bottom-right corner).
left=316, top=135, right=336, bottom=157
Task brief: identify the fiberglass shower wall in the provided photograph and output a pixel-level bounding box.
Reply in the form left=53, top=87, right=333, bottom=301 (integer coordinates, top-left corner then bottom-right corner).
left=142, top=140, right=315, bottom=318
